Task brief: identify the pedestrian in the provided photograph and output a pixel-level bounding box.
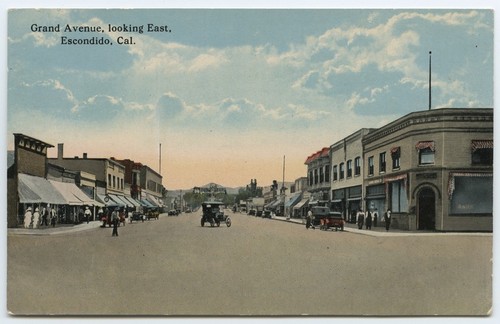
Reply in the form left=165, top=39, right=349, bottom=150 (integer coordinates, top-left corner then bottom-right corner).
left=365, top=210, right=372, bottom=230
left=40, top=205, right=49, bottom=226
left=32, top=207, right=40, bottom=229
left=78, top=208, right=84, bottom=224
left=306, top=209, right=313, bottom=229
left=23, top=207, right=32, bottom=229
left=84, top=206, right=92, bottom=224
left=356, top=209, right=365, bottom=229
left=373, top=208, right=378, bottom=227
left=112, top=208, right=119, bottom=237
left=384, top=209, right=392, bottom=231
left=50, top=211, right=56, bottom=227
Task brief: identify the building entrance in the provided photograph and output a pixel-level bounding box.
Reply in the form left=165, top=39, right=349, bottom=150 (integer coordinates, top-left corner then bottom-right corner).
left=417, top=188, right=435, bottom=230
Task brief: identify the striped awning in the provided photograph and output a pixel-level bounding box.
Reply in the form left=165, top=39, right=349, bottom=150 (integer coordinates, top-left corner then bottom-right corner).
left=448, top=172, right=493, bottom=200
left=415, top=141, right=435, bottom=152
left=471, top=140, right=493, bottom=152
left=390, top=146, right=400, bottom=155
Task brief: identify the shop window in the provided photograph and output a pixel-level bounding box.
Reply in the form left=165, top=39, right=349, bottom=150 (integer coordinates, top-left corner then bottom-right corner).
left=347, top=160, right=352, bottom=178
left=390, top=180, right=408, bottom=213
left=368, top=156, right=374, bottom=176
left=354, top=157, right=361, bottom=176
left=379, top=152, right=386, bottom=173
left=449, top=175, right=492, bottom=215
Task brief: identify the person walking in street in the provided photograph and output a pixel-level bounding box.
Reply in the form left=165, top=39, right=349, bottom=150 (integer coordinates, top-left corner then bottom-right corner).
left=365, top=210, right=372, bottom=230
left=384, top=209, right=392, bottom=231
left=84, top=206, right=92, bottom=224
left=356, top=209, right=365, bottom=230
left=32, top=208, right=40, bottom=229
left=112, top=208, right=119, bottom=237
left=24, top=207, right=32, bottom=229
left=306, top=208, right=314, bottom=229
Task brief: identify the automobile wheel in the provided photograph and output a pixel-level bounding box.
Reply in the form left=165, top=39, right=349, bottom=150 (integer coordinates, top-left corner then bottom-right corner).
left=226, top=217, right=232, bottom=227
left=201, top=218, right=205, bottom=227
left=216, top=221, right=220, bottom=227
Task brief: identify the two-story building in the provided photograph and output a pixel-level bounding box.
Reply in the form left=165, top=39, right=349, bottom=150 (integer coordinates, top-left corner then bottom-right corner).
left=330, top=128, right=374, bottom=222
left=362, top=108, right=493, bottom=231
left=305, top=147, right=330, bottom=206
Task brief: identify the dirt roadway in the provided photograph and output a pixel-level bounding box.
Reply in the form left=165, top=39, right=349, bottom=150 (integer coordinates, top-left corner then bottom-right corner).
left=7, top=211, right=492, bottom=316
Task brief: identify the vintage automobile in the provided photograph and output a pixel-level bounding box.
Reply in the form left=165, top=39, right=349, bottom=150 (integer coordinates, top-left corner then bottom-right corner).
left=201, top=201, right=231, bottom=227
left=312, top=206, right=345, bottom=231
left=130, top=211, right=145, bottom=222
left=262, top=209, right=272, bottom=218
left=167, top=209, right=178, bottom=216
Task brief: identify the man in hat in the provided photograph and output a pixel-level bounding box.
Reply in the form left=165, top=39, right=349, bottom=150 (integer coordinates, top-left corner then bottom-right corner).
left=84, top=206, right=92, bottom=224
left=112, top=208, right=119, bottom=237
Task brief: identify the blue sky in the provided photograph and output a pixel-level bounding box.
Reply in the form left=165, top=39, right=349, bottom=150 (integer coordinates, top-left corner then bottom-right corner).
left=5, top=5, right=494, bottom=189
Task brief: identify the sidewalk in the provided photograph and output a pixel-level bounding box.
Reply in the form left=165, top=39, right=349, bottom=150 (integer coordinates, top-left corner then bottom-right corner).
left=8, top=220, right=103, bottom=236
left=270, top=216, right=492, bottom=237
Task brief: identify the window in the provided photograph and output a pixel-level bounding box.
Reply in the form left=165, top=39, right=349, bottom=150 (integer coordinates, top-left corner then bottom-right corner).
left=339, top=163, right=345, bottom=179
left=309, top=171, right=313, bottom=186
left=319, top=167, right=324, bottom=183
left=325, top=165, right=330, bottom=182
left=449, top=174, right=492, bottom=215
left=113, top=175, right=116, bottom=188
left=471, top=140, right=493, bottom=165
left=390, top=180, right=408, bottom=213
left=108, top=174, right=112, bottom=187
left=355, top=157, right=361, bottom=176
left=333, top=165, right=338, bottom=181
left=391, top=147, right=400, bottom=170
left=416, top=141, right=435, bottom=165
left=368, top=156, right=374, bottom=176
left=379, top=152, right=386, bottom=173
left=347, top=160, right=352, bottom=178
left=314, top=169, right=319, bottom=184
left=419, top=148, right=435, bottom=165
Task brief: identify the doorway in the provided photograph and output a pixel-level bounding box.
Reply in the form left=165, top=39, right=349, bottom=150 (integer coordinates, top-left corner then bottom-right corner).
left=417, top=187, right=435, bottom=230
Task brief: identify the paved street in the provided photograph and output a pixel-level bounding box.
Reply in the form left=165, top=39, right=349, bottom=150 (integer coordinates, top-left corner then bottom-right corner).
left=7, top=211, right=492, bottom=316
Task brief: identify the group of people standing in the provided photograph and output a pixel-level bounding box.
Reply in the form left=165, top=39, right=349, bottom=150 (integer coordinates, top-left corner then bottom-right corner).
left=23, top=205, right=57, bottom=229
left=356, top=208, right=391, bottom=231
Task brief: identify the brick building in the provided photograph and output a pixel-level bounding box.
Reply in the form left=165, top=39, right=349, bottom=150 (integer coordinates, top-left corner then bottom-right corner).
left=362, top=108, right=493, bottom=231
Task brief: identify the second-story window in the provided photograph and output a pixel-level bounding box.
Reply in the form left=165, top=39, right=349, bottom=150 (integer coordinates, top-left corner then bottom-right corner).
left=339, top=163, right=345, bottom=179
left=319, top=167, right=324, bottom=183
left=333, top=165, right=338, bottom=181
left=379, top=152, right=386, bottom=173
left=368, top=156, right=374, bottom=176
left=355, top=157, right=361, bottom=176
left=347, top=160, right=352, bottom=178
left=325, top=164, right=330, bottom=182
left=391, top=147, right=401, bottom=170
left=471, top=140, right=493, bottom=165
left=416, top=141, right=435, bottom=165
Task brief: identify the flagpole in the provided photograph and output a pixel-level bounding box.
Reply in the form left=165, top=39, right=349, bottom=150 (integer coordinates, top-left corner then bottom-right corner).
left=429, top=51, right=432, bottom=110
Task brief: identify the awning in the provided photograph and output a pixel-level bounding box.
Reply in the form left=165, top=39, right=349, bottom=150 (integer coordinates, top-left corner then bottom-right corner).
left=98, top=194, right=125, bottom=207
left=18, top=173, right=66, bottom=205
left=293, top=198, right=309, bottom=210
left=146, top=194, right=163, bottom=207
left=49, top=180, right=90, bottom=206
left=285, top=192, right=302, bottom=208
left=415, top=141, right=435, bottom=152
left=471, top=140, right=493, bottom=152
left=112, top=195, right=134, bottom=208
left=123, top=195, right=142, bottom=207
left=140, top=199, right=156, bottom=208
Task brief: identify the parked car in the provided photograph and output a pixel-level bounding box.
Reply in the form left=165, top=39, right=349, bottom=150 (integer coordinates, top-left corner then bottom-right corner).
left=168, top=210, right=178, bottom=216
left=248, top=209, right=256, bottom=216
left=263, top=210, right=272, bottom=218
left=312, top=206, right=344, bottom=231
left=131, top=211, right=145, bottom=222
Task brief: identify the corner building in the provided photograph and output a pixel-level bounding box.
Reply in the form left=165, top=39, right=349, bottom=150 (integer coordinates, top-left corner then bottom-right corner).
left=362, top=108, right=493, bottom=231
